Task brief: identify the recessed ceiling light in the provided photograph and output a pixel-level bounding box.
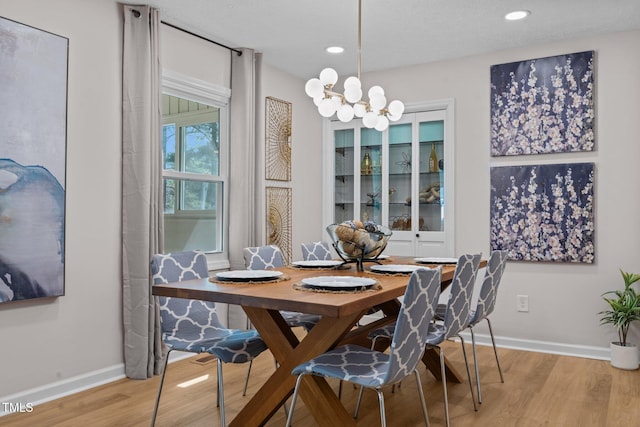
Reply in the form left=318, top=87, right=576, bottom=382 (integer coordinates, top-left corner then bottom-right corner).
left=326, top=46, right=344, bottom=54
left=505, top=10, right=530, bottom=21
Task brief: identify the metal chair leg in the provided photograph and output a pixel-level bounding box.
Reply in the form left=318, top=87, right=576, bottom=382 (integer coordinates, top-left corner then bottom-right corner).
left=486, top=318, right=504, bottom=382
left=469, top=326, right=482, bottom=403
left=354, top=384, right=366, bottom=418
left=375, top=389, right=386, bottom=427
left=217, top=360, right=226, bottom=427
left=438, top=346, right=450, bottom=427
left=458, top=335, right=478, bottom=411
left=285, top=374, right=305, bottom=427
left=414, top=369, right=431, bottom=427
left=151, top=350, right=171, bottom=427
left=242, top=360, right=252, bottom=396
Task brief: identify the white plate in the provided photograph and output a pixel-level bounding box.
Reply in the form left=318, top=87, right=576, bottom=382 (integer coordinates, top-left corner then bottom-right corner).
left=215, top=270, right=283, bottom=282
left=414, top=257, right=459, bottom=264
left=301, top=276, right=377, bottom=291
left=370, top=264, right=428, bottom=274
left=291, top=260, right=343, bottom=268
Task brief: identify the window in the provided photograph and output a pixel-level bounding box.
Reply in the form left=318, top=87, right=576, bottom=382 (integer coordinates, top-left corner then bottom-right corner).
left=161, top=72, right=230, bottom=268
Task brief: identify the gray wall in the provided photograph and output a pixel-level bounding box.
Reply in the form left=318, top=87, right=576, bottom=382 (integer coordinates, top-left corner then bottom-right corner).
left=0, top=0, right=638, bottom=408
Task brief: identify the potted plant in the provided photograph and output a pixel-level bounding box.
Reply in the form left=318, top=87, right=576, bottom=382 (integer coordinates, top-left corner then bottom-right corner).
left=599, top=269, right=640, bottom=370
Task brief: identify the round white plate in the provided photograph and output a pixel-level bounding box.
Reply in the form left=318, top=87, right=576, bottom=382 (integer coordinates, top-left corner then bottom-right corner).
left=414, top=257, right=458, bottom=264
left=301, top=276, right=376, bottom=291
left=291, top=260, right=343, bottom=268
left=215, top=270, right=283, bottom=282
left=370, top=264, right=428, bottom=274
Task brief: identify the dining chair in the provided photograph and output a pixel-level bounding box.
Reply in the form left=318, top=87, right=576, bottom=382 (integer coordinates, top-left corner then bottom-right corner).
left=465, top=250, right=508, bottom=403
left=150, top=250, right=268, bottom=427
left=300, top=241, right=333, bottom=261
left=285, top=267, right=443, bottom=427
left=243, top=245, right=320, bottom=332
left=367, top=253, right=482, bottom=427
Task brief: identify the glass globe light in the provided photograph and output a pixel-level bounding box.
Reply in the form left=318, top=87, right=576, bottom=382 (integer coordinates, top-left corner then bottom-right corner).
left=368, top=85, right=384, bottom=98
left=305, top=78, right=324, bottom=98
left=353, top=103, right=367, bottom=118
left=388, top=111, right=402, bottom=122
left=337, top=104, right=355, bottom=122
left=369, top=94, right=387, bottom=111
left=319, top=68, right=338, bottom=86
left=344, top=76, right=361, bottom=89
left=375, top=115, right=389, bottom=131
left=388, top=100, right=405, bottom=116
left=363, top=111, right=379, bottom=128
left=331, top=95, right=342, bottom=110
left=344, top=86, right=362, bottom=103
left=318, top=98, right=337, bottom=117
left=313, top=95, right=323, bottom=106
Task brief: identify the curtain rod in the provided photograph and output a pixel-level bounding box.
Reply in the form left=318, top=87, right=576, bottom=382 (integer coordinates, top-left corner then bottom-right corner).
left=161, top=20, right=242, bottom=56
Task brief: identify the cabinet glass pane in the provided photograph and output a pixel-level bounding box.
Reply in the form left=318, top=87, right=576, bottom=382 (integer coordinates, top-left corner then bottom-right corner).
left=418, top=120, right=444, bottom=231
left=334, top=129, right=354, bottom=223
left=388, top=123, right=412, bottom=231
left=360, top=128, right=382, bottom=224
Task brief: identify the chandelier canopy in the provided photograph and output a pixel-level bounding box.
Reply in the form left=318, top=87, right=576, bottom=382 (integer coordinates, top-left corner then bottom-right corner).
left=304, top=0, right=404, bottom=131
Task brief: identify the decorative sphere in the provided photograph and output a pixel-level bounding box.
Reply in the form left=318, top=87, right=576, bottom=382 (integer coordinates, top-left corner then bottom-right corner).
left=369, top=94, right=387, bottom=111
left=353, top=103, right=367, bottom=118
left=368, top=85, right=385, bottom=98
left=363, top=111, right=379, bottom=128
left=388, top=100, right=405, bottom=116
left=375, top=115, right=389, bottom=131
left=319, top=68, right=338, bottom=85
left=344, top=86, right=362, bottom=103
left=318, top=98, right=337, bottom=117
left=337, top=104, right=355, bottom=122
left=305, top=78, right=324, bottom=98
left=344, top=76, right=361, bottom=89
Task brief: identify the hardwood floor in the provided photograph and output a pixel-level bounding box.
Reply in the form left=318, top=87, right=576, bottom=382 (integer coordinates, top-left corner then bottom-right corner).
left=3, top=341, right=640, bottom=426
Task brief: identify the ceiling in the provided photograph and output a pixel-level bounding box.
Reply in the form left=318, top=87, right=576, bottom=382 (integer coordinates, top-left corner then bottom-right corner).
left=145, top=0, right=640, bottom=80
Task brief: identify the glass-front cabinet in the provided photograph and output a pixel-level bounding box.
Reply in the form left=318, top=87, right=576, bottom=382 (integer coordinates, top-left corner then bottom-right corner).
left=324, top=103, right=454, bottom=257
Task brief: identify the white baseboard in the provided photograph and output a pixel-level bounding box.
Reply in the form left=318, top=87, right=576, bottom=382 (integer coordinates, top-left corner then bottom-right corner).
left=457, top=331, right=611, bottom=361
left=0, top=352, right=194, bottom=417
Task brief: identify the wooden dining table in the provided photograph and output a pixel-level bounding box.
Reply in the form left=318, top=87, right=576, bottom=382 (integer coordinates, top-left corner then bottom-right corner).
left=152, top=256, right=484, bottom=427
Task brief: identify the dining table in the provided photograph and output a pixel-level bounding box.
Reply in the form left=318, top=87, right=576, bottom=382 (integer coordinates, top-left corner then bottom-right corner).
left=152, top=256, right=485, bottom=427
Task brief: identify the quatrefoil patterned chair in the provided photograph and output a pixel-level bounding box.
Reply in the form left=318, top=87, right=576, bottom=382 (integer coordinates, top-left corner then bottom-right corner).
left=285, top=267, right=443, bottom=427
left=243, top=245, right=320, bottom=331
left=151, top=251, right=268, bottom=427
left=368, top=253, right=481, bottom=427
left=301, top=241, right=333, bottom=261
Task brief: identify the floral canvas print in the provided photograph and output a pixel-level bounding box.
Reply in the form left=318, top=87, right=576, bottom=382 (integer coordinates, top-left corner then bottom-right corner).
left=0, top=17, right=68, bottom=303
left=490, top=51, right=594, bottom=156
left=490, top=163, right=594, bottom=263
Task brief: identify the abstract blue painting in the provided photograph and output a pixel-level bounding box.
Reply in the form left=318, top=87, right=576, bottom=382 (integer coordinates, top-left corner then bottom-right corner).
left=490, top=51, right=595, bottom=156
left=490, top=163, right=595, bottom=263
left=0, top=17, right=68, bottom=303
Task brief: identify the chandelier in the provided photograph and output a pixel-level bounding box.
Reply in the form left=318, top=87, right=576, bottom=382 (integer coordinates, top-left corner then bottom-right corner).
left=304, top=0, right=404, bottom=131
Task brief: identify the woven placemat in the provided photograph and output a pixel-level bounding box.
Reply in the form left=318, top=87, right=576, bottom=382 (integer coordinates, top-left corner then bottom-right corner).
left=210, top=274, right=291, bottom=285
left=289, top=263, right=353, bottom=271
left=292, top=281, right=382, bottom=294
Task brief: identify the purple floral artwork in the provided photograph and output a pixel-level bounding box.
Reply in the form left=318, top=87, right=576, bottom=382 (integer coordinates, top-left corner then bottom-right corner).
left=490, top=163, right=594, bottom=263
left=490, top=51, right=594, bottom=156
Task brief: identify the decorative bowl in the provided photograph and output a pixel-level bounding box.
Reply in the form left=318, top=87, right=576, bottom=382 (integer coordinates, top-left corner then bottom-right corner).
left=326, top=222, right=392, bottom=269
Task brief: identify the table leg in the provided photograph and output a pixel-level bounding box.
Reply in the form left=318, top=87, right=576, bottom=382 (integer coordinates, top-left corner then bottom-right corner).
left=229, top=308, right=363, bottom=427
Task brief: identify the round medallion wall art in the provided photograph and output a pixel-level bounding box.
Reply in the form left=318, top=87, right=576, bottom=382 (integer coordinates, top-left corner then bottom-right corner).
left=265, top=96, right=292, bottom=181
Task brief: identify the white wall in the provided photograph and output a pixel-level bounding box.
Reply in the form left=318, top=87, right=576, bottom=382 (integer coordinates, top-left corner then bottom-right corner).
left=1, top=0, right=638, bottom=410
left=0, top=0, right=124, bottom=398
left=363, top=30, right=640, bottom=353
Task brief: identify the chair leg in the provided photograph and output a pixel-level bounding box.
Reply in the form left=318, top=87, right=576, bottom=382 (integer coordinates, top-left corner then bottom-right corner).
left=354, top=384, right=366, bottom=418
left=469, top=326, right=482, bottom=404
left=151, top=350, right=172, bottom=427
left=375, top=389, right=386, bottom=427
left=458, top=335, right=478, bottom=411
left=242, top=360, right=252, bottom=396
left=486, top=318, right=504, bottom=383
left=285, top=374, right=305, bottom=427
left=438, top=346, right=450, bottom=427
left=413, top=369, right=430, bottom=427
left=217, top=360, right=226, bottom=427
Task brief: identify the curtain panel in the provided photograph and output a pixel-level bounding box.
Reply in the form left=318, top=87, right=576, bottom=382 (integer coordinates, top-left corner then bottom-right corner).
left=121, top=4, right=164, bottom=379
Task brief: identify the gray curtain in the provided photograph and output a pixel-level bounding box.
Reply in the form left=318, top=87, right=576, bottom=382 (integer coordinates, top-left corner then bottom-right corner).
left=121, top=4, right=164, bottom=379
left=227, top=48, right=262, bottom=328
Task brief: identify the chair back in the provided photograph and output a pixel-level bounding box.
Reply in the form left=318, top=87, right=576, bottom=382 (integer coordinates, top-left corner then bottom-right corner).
left=301, top=241, right=333, bottom=261
left=385, top=267, right=442, bottom=384
left=151, top=251, right=226, bottom=341
left=470, top=250, right=508, bottom=325
left=442, top=254, right=481, bottom=339
left=243, top=245, right=285, bottom=270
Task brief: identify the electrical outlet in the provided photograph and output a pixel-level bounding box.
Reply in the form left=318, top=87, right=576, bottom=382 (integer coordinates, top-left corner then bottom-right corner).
left=517, top=295, right=529, bottom=312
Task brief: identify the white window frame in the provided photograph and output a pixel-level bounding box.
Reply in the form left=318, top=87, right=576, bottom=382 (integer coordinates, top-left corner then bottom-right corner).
left=162, top=69, right=231, bottom=270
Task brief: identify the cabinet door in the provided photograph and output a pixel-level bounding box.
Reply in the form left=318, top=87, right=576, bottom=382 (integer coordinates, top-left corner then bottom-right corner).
left=359, top=128, right=382, bottom=224
left=334, top=128, right=355, bottom=224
